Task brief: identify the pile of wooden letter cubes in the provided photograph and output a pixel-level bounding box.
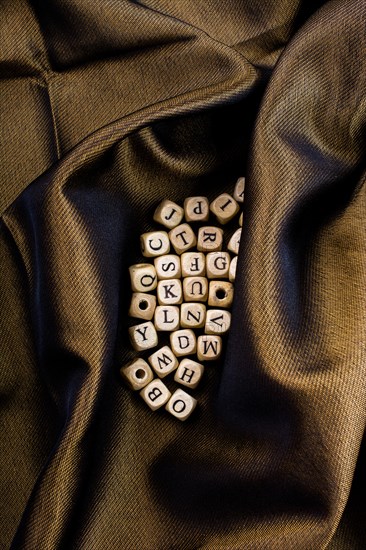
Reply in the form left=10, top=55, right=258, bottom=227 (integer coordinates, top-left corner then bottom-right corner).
left=121, top=177, right=245, bottom=421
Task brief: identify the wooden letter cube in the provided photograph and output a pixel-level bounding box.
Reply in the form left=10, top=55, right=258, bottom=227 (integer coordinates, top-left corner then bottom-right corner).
left=208, top=281, right=234, bottom=308
left=154, top=305, right=180, bottom=331
left=182, top=276, right=208, bottom=302
left=228, top=228, right=242, bottom=255
left=120, top=358, right=154, bottom=391
left=197, top=335, right=223, bottom=361
left=170, top=329, right=197, bottom=356
left=129, top=292, right=156, bottom=320
left=165, top=388, right=197, bottom=421
left=174, top=358, right=204, bottom=389
left=239, top=212, right=243, bottom=227
left=157, top=278, right=182, bottom=305
left=154, top=254, right=181, bottom=280
left=210, top=193, right=239, bottom=224
left=181, top=252, right=206, bottom=277
left=169, top=223, right=196, bottom=254
left=140, top=379, right=171, bottom=411
left=153, top=199, right=184, bottom=229
left=148, top=345, right=178, bottom=378
left=129, top=263, right=157, bottom=293
left=229, top=256, right=237, bottom=282
left=184, top=196, right=209, bottom=222
left=180, top=302, right=206, bottom=329
left=141, top=231, right=170, bottom=257
left=205, top=309, right=231, bottom=334
left=233, top=176, right=245, bottom=203
left=197, top=226, right=223, bottom=252
left=206, top=252, right=230, bottom=279
left=128, top=321, right=158, bottom=351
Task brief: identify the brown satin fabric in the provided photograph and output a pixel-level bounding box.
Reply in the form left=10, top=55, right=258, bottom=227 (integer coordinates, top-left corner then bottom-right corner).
left=1, top=1, right=365, bottom=548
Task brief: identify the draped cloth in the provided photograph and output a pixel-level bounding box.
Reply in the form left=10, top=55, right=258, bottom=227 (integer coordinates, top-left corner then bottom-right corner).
left=1, top=1, right=365, bottom=548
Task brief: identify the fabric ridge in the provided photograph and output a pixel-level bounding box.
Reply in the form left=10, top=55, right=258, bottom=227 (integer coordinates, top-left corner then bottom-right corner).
left=1, top=1, right=365, bottom=548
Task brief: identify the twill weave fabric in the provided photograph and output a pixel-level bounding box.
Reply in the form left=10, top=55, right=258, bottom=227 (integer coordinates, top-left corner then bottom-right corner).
left=1, top=1, right=365, bottom=548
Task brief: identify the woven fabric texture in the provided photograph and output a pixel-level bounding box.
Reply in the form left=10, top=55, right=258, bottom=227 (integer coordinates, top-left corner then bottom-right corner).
left=1, top=1, right=365, bottom=548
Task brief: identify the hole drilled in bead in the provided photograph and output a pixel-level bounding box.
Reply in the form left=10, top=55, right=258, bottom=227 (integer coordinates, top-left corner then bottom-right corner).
left=135, top=368, right=147, bottom=380
left=138, top=300, right=149, bottom=311
left=215, top=288, right=227, bottom=300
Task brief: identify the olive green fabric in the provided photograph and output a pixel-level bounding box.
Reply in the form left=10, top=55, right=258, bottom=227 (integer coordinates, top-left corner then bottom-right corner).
left=1, top=1, right=365, bottom=548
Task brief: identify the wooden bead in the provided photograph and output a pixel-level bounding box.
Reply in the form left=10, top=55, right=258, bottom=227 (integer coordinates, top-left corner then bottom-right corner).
left=157, top=278, right=183, bottom=305
left=128, top=321, right=158, bottom=351
left=228, top=228, right=241, bottom=255
left=229, top=256, right=237, bottom=282
left=154, top=254, right=181, bottom=280
left=169, top=223, right=197, bottom=254
left=182, top=276, right=208, bottom=302
left=129, top=263, right=157, bottom=293
left=120, top=358, right=154, bottom=391
left=154, top=305, right=180, bottom=331
left=184, top=196, right=209, bottom=222
left=233, top=177, right=245, bottom=203
left=208, top=281, right=234, bottom=308
left=140, top=379, right=171, bottom=411
left=153, top=199, right=184, bottom=229
left=210, top=193, right=239, bottom=225
left=197, top=226, right=223, bottom=252
left=129, top=292, right=156, bottom=320
left=170, top=329, right=197, bottom=356
left=141, top=231, right=170, bottom=257
left=148, top=345, right=179, bottom=378
left=174, top=358, right=204, bottom=389
left=180, top=302, right=206, bottom=329
left=165, top=388, right=197, bottom=421
left=197, top=335, right=223, bottom=361
left=206, top=252, right=230, bottom=279
left=205, top=309, right=231, bottom=334
left=239, top=212, right=243, bottom=227
left=181, top=252, right=206, bottom=277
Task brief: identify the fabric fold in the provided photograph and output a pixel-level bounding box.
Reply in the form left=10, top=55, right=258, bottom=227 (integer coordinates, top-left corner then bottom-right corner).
left=1, top=1, right=365, bottom=548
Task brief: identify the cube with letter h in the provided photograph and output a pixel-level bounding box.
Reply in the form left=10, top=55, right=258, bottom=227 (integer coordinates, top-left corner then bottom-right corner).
left=174, top=358, right=204, bottom=389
